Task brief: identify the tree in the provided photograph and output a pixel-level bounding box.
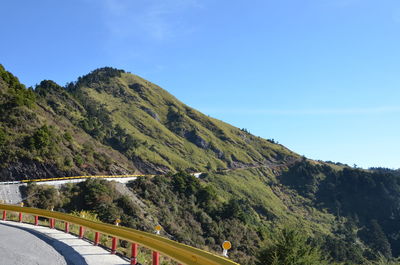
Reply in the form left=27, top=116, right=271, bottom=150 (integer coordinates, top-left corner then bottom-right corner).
left=371, top=253, right=400, bottom=265
left=29, top=125, right=52, bottom=150
left=24, top=183, right=62, bottom=210
left=257, top=226, right=330, bottom=265
left=365, top=220, right=392, bottom=258
left=206, top=161, right=213, bottom=171
left=0, top=128, right=6, bottom=146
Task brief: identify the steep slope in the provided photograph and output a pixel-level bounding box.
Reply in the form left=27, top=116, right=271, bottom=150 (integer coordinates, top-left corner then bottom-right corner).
left=279, top=160, right=400, bottom=258
left=0, top=65, right=138, bottom=180
left=64, top=67, right=299, bottom=174
left=0, top=65, right=300, bottom=179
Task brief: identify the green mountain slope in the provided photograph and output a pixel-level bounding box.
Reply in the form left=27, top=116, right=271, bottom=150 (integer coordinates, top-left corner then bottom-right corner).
left=1, top=64, right=400, bottom=264
left=0, top=66, right=138, bottom=180
left=0, top=65, right=297, bottom=179
left=65, top=67, right=298, bottom=174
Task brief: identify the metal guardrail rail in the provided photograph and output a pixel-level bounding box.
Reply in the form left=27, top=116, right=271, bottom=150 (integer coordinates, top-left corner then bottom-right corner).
left=20, top=174, right=153, bottom=183
left=0, top=203, right=239, bottom=265
left=2, top=173, right=202, bottom=185
left=0, top=175, right=150, bottom=185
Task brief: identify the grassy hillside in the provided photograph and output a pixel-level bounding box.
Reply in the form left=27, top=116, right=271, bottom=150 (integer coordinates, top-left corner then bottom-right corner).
left=0, top=65, right=298, bottom=178
left=64, top=67, right=298, bottom=174
left=0, top=65, right=138, bottom=180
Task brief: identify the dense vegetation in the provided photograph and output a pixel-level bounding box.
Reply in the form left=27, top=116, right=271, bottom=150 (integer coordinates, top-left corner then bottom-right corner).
left=0, top=65, right=136, bottom=179
left=280, top=160, right=400, bottom=262
left=22, top=168, right=400, bottom=265
left=2, top=64, right=400, bottom=264
left=257, top=225, right=330, bottom=265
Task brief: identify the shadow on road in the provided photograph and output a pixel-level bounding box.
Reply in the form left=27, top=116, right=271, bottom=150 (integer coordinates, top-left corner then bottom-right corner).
left=0, top=222, right=88, bottom=265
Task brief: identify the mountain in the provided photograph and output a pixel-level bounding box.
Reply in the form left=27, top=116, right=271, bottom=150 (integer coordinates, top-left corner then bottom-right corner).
left=0, top=65, right=297, bottom=180
left=1, top=64, right=400, bottom=264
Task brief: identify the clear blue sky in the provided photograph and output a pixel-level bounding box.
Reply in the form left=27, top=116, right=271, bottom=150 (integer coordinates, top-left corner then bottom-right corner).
left=1, top=0, right=399, bottom=169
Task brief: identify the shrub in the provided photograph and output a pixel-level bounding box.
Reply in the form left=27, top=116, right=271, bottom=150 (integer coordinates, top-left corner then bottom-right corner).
left=0, top=128, right=6, bottom=146
left=28, top=125, right=52, bottom=150
left=257, top=226, right=330, bottom=265
left=24, top=183, right=62, bottom=210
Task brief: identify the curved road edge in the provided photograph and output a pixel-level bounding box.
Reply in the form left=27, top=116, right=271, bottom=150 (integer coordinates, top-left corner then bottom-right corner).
left=0, top=220, right=127, bottom=265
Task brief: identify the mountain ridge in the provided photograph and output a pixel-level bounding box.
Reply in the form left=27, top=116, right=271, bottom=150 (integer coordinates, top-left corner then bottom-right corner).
left=0, top=65, right=299, bottom=180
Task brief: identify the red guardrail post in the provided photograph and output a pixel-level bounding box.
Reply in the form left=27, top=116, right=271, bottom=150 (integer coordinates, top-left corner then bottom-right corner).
left=19, top=202, right=24, bottom=222
left=111, top=237, right=117, bottom=254
left=152, top=224, right=161, bottom=265
left=34, top=216, right=39, bottom=226
left=2, top=210, right=6, bottom=221
left=131, top=243, right=138, bottom=265
left=79, top=226, right=84, bottom=239
left=94, top=232, right=100, bottom=246
left=152, top=251, right=160, bottom=265
left=50, top=218, right=55, bottom=229
left=65, top=222, right=69, bottom=233
left=111, top=218, right=120, bottom=254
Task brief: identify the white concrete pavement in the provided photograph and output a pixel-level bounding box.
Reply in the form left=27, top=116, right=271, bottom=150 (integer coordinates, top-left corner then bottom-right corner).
left=0, top=220, right=128, bottom=265
left=0, top=183, right=24, bottom=204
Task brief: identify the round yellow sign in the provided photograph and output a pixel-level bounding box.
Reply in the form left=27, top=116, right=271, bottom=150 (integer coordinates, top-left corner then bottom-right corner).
left=115, top=218, right=121, bottom=224
left=20, top=202, right=24, bottom=207
left=222, top=241, right=231, bottom=250
left=155, top=225, right=162, bottom=231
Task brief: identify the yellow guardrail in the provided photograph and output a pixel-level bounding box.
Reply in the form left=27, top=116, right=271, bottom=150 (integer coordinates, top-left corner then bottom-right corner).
left=0, top=204, right=239, bottom=265
left=20, top=174, right=154, bottom=183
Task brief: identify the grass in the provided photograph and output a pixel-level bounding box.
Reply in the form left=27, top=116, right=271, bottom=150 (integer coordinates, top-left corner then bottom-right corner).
left=206, top=167, right=336, bottom=235
left=1, top=65, right=299, bottom=178
left=79, top=72, right=300, bottom=174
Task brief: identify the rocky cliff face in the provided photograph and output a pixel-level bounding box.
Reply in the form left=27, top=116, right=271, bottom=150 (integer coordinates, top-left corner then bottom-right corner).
left=0, top=158, right=73, bottom=181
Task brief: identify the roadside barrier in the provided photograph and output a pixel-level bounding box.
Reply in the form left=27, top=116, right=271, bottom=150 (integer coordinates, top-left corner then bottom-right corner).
left=0, top=203, right=239, bottom=265
left=19, top=174, right=153, bottom=183
left=2, top=172, right=201, bottom=185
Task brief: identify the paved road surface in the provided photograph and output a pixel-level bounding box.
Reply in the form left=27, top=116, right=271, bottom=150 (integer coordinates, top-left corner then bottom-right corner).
left=0, top=221, right=128, bottom=265
left=0, top=222, right=68, bottom=265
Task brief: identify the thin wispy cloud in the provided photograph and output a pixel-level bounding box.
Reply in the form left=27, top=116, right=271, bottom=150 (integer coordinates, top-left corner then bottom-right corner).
left=100, top=0, right=201, bottom=41
left=204, top=106, right=400, bottom=116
